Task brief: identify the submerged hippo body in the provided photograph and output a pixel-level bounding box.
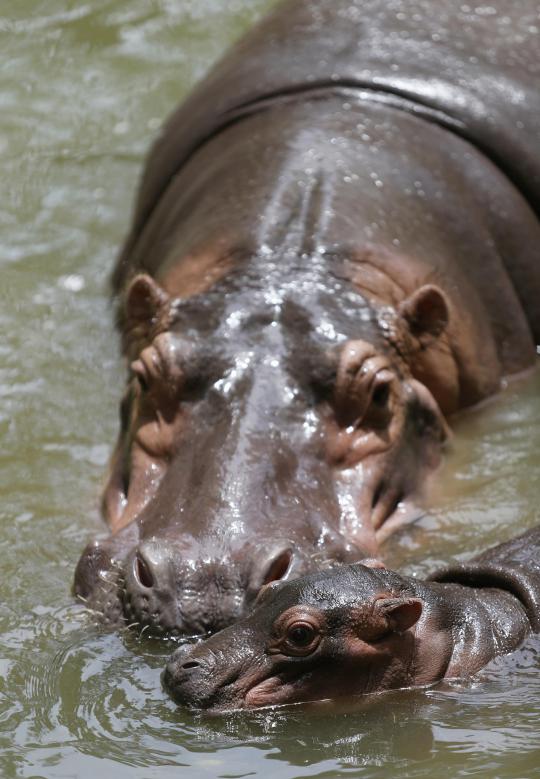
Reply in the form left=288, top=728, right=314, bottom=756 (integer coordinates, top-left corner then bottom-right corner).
left=164, top=525, right=540, bottom=710
left=75, top=0, right=540, bottom=635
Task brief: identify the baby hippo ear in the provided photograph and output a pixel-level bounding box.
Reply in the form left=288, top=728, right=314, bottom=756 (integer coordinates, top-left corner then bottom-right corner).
left=375, top=596, right=423, bottom=634
left=399, top=285, right=449, bottom=345
left=123, top=274, right=171, bottom=355
left=360, top=558, right=387, bottom=570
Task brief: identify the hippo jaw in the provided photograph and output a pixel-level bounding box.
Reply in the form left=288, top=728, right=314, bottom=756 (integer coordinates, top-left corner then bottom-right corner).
left=163, top=565, right=428, bottom=711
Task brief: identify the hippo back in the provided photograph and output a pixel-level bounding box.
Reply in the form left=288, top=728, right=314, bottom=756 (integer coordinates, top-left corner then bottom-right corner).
left=429, top=526, right=540, bottom=631
left=114, top=0, right=540, bottom=288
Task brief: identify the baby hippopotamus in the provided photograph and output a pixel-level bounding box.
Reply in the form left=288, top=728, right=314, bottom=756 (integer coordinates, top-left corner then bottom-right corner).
left=163, top=526, right=540, bottom=711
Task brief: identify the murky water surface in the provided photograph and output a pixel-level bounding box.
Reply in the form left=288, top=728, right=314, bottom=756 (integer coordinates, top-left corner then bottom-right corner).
left=1, top=2, right=539, bottom=777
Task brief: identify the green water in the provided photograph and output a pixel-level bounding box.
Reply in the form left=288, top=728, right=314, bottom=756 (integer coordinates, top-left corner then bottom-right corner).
left=1, top=2, right=540, bottom=777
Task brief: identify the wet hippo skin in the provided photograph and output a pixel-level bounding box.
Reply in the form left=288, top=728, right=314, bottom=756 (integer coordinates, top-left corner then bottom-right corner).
left=163, top=525, right=540, bottom=711
left=75, top=0, right=540, bottom=636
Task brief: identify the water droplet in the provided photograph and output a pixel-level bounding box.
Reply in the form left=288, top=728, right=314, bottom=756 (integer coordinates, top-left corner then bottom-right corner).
left=474, top=5, right=497, bottom=15
left=113, top=121, right=129, bottom=135
left=58, top=274, right=85, bottom=292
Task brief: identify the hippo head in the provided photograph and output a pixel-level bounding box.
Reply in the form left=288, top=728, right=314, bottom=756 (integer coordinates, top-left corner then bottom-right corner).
left=75, top=250, right=450, bottom=635
left=163, top=562, right=426, bottom=710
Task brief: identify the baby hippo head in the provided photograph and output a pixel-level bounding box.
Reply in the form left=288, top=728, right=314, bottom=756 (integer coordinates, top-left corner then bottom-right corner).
left=162, top=563, right=425, bottom=711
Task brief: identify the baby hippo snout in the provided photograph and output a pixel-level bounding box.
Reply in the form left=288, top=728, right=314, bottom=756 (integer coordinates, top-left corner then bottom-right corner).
left=163, top=635, right=253, bottom=710
left=163, top=644, right=216, bottom=707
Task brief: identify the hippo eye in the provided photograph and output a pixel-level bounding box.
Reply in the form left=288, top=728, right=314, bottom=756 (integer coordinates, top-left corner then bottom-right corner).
left=288, top=624, right=314, bottom=645
left=283, top=621, right=320, bottom=656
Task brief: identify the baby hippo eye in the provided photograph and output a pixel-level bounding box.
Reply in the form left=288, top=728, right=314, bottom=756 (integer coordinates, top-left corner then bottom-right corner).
left=288, top=623, right=313, bottom=645
left=283, top=620, right=320, bottom=656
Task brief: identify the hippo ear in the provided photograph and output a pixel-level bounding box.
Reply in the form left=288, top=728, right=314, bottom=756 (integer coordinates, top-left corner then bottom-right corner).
left=376, top=597, right=423, bottom=634
left=122, top=274, right=171, bottom=354
left=125, top=274, right=170, bottom=324
left=399, top=285, right=449, bottom=345
left=253, top=580, right=284, bottom=607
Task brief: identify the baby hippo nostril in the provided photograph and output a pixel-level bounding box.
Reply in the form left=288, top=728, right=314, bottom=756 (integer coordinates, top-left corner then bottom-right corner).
left=133, top=552, right=154, bottom=589
left=181, top=660, right=201, bottom=671
left=169, top=643, right=199, bottom=666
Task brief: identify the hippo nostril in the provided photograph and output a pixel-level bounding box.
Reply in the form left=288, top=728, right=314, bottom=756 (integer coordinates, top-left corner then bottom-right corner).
left=134, top=552, right=154, bottom=589
left=262, top=548, right=292, bottom=585
left=390, top=492, right=405, bottom=515
left=372, top=481, right=385, bottom=509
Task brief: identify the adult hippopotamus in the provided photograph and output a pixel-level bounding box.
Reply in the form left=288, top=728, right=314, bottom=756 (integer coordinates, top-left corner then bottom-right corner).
left=164, top=525, right=540, bottom=710
left=75, top=0, right=540, bottom=636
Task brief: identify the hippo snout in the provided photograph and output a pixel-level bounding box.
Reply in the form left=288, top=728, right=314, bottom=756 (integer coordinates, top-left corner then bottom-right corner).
left=162, top=644, right=215, bottom=708
left=122, top=539, right=242, bottom=635
left=163, top=639, right=250, bottom=710
left=73, top=529, right=137, bottom=626
left=122, top=540, right=180, bottom=633
left=122, top=538, right=302, bottom=636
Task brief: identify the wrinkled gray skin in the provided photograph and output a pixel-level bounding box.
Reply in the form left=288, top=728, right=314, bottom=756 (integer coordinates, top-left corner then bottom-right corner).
left=75, top=0, right=540, bottom=636
left=164, top=526, right=540, bottom=711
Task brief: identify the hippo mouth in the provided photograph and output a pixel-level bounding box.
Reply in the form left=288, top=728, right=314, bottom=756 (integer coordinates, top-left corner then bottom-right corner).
left=73, top=545, right=176, bottom=637
left=186, top=669, right=329, bottom=712
left=76, top=563, right=196, bottom=638
left=162, top=642, right=323, bottom=712
left=75, top=563, right=127, bottom=630
left=243, top=672, right=315, bottom=709
left=163, top=667, right=301, bottom=712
